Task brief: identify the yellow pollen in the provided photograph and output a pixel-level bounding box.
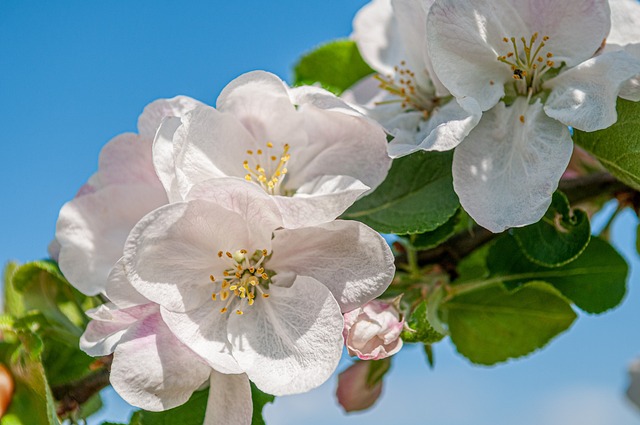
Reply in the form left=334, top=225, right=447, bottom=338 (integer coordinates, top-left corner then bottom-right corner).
left=245, top=175, right=252, bottom=181
left=257, top=149, right=262, bottom=155
left=221, top=291, right=229, bottom=301
left=248, top=299, right=254, bottom=306
left=257, top=267, right=264, bottom=274
left=249, top=267, right=255, bottom=273
left=223, top=271, right=230, bottom=277
left=236, top=310, right=244, bottom=315
left=266, top=142, right=273, bottom=148
left=222, top=281, right=229, bottom=289
left=230, top=284, right=238, bottom=290
left=262, top=293, right=270, bottom=298
left=247, top=150, right=253, bottom=155
left=519, top=115, right=525, bottom=124
left=546, top=52, right=553, bottom=58
left=547, top=60, right=554, bottom=67
left=211, top=293, right=217, bottom=300
left=226, top=251, right=232, bottom=258
left=220, top=308, right=228, bottom=314
left=261, top=273, right=269, bottom=280
left=210, top=275, right=215, bottom=282
left=218, top=251, right=223, bottom=257
left=271, top=156, right=277, bottom=161
left=497, top=33, right=555, bottom=95
left=262, top=249, right=268, bottom=256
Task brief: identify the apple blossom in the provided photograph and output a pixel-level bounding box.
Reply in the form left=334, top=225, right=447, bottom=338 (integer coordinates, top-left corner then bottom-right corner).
left=81, top=262, right=253, bottom=424
left=336, top=360, right=386, bottom=412
left=54, top=96, right=201, bottom=295
left=153, top=70, right=392, bottom=228
left=346, top=0, right=481, bottom=157
left=120, top=181, right=395, bottom=396
left=343, top=299, right=404, bottom=360
left=426, top=0, right=640, bottom=232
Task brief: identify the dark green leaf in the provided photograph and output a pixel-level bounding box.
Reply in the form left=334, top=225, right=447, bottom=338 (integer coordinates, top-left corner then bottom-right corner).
left=250, top=383, right=275, bottom=425
left=401, top=301, right=445, bottom=344
left=343, top=151, right=459, bottom=234
left=412, top=210, right=461, bottom=250
left=443, top=281, right=576, bottom=365
left=512, top=191, right=591, bottom=267
left=487, top=236, right=628, bottom=314
left=574, top=99, right=640, bottom=190
left=130, top=389, right=208, bottom=425
left=293, top=39, right=374, bottom=95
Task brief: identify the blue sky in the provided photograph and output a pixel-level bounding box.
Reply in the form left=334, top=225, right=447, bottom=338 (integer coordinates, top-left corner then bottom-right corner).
left=1, top=1, right=639, bottom=424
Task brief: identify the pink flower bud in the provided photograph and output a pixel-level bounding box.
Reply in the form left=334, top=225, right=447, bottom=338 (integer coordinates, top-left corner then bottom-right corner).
left=336, top=360, right=383, bottom=412
left=343, top=299, right=403, bottom=360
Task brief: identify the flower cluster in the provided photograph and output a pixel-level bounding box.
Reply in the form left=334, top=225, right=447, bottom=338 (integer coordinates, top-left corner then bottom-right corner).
left=349, top=0, right=640, bottom=232
left=54, top=71, right=396, bottom=423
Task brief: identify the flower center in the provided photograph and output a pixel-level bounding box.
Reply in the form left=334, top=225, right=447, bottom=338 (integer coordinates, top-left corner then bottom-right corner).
left=497, top=33, right=556, bottom=96
left=374, top=61, right=435, bottom=118
left=243, top=142, right=290, bottom=195
left=210, top=249, right=273, bottom=315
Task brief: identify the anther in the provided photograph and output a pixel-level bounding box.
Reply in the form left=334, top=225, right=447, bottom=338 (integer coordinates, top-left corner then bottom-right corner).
left=519, top=115, right=525, bottom=124
left=266, top=142, right=273, bottom=148
left=236, top=310, right=244, bottom=315
left=220, top=308, right=228, bottom=314
left=210, top=275, right=215, bottom=282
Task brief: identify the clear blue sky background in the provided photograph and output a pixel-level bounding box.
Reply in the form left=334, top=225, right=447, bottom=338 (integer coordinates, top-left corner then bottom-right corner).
left=1, top=1, right=639, bottom=424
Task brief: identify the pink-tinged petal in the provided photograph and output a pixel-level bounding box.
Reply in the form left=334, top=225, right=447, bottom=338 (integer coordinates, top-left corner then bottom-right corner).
left=273, top=175, right=369, bottom=228
left=544, top=49, right=640, bottom=131
left=104, top=259, right=150, bottom=309
left=453, top=98, right=573, bottom=232
left=80, top=302, right=157, bottom=357
left=344, top=300, right=404, bottom=360
left=56, top=184, right=167, bottom=295
left=161, top=305, right=242, bottom=374
left=628, top=358, right=640, bottom=408
left=216, top=71, right=304, bottom=145
left=204, top=371, right=252, bottom=425
left=427, top=0, right=525, bottom=110
left=137, top=95, right=202, bottom=139
left=227, top=276, right=344, bottom=396
left=123, top=200, right=259, bottom=312
left=172, top=105, right=263, bottom=198
left=287, top=103, right=390, bottom=193
left=336, top=361, right=384, bottom=412
left=153, top=116, right=184, bottom=203
left=95, top=133, right=161, bottom=189
left=269, top=221, right=395, bottom=312
left=608, top=0, right=640, bottom=46
left=110, top=311, right=211, bottom=411
left=388, top=97, right=481, bottom=157
left=185, top=178, right=283, bottom=234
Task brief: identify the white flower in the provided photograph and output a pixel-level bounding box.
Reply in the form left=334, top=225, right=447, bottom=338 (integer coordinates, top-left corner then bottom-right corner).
left=121, top=182, right=396, bottom=396
left=154, top=70, right=392, bottom=229
left=81, top=262, right=253, bottom=425
left=426, top=0, right=640, bottom=232
left=346, top=0, right=481, bottom=157
left=54, top=97, right=201, bottom=295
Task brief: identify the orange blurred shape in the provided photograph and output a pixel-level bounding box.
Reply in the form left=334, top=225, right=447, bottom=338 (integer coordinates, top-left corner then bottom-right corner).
left=0, top=364, right=14, bottom=417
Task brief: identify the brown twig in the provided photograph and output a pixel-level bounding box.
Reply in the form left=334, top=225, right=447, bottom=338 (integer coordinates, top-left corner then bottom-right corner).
left=53, top=356, right=112, bottom=418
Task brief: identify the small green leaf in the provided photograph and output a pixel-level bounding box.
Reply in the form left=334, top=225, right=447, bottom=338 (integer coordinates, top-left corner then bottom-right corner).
left=412, top=210, right=461, bottom=250
left=512, top=191, right=591, bottom=267
left=130, top=390, right=208, bottom=425
left=343, top=151, right=459, bottom=234
left=293, top=39, right=374, bottom=95
left=250, top=383, right=275, bottom=425
left=3, top=263, right=24, bottom=318
left=423, top=344, right=435, bottom=369
left=487, top=236, right=628, bottom=314
left=402, top=301, right=445, bottom=344
left=443, top=281, right=577, bottom=365
left=574, top=99, right=640, bottom=190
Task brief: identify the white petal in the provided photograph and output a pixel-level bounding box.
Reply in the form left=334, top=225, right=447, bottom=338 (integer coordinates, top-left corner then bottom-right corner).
left=286, top=103, right=391, bottom=193
left=110, top=311, right=211, bottom=411
left=216, top=71, right=304, bottom=145
left=161, top=305, right=242, bottom=374
left=607, top=0, right=640, bottom=46
left=185, top=177, right=283, bottom=234
left=273, top=175, right=369, bottom=228
left=94, top=133, right=161, bottom=189
left=619, top=43, right=640, bottom=101
left=452, top=98, right=573, bottom=232
left=80, top=302, right=156, bottom=356
left=153, top=116, right=184, bottom=203
left=124, top=201, right=259, bottom=312
left=426, top=0, right=523, bottom=110
left=388, top=97, right=481, bottom=157
left=289, top=85, right=363, bottom=117
left=204, top=371, right=252, bottom=425
left=137, top=95, right=203, bottom=139
left=227, top=276, right=344, bottom=396
left=544, top=49, right=640, bottom=131
left=56, top=184, right=167, bottom=295
left=269, top=220, right=395, bottom=312
left=104, top=258, right=150, bottom=309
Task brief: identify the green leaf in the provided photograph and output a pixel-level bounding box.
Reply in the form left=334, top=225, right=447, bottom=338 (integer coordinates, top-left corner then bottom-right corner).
left=293, top=39, right=374, bottom=95
left=401, top=301, right=445, bottom=344
left=487, top=235, right=628, bottom=314
left=412, top=210, right=461, bottom=250
left=130, top=390, right=208, bottom=425
left=423, top=344, right=435, bottom=369
left=512, top=191, right=591, bottom=267
left=443, top=281, right=577, bottom=365
left=250, top=383, right=275, bottom=425
left=0, top=331, right=60, bottom=425
left=342, top=151, right=459, bottom=234
left=3, top=263, right=24, bottom=318
left=574, top=98, right=640, bottom=190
